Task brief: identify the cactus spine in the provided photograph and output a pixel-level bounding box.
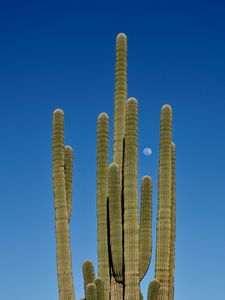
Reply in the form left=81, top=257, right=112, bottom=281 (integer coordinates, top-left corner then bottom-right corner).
left=52, top=109, right=75, bottom=300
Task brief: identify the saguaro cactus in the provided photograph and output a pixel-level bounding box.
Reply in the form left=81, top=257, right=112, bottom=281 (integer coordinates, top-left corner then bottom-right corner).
left=52, top=109, right=75, bottom=300
left=52, top=33, right=176, bottom=300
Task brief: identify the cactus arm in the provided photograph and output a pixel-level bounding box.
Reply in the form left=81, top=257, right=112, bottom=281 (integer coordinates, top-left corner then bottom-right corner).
left=155, top=105, right=172, bottom=300
left=139, top=176, right=152, bottom=281
left=86, top=283, right=97, bottom=300
left=113, top=33, right=127, bottom=173
left=97, top=112, right=110, bottom=299
left=82, top=260, right=95, bottom=297
left=124, top=98, right=139, bottom=299
left=147, top=279, right=160, bottom=300
left=52, top=109, right=75, bottom=300
left=64, top=145, right=73, bottom=221
left=168, top=143, right=176, bottom=300
left=95, top=278, right=105, bottom=300
left=108, top=163, right=123, bottom=282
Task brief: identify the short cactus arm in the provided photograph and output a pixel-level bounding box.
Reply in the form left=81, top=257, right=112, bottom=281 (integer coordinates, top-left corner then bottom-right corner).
left=86, top=283, right=97, bottom=300
left=168, top=143, right=176, bottom=300
left=147, top=279, right=160, bottom=300
left=155, top=105, right=172, bottom=299
left=64, top=145, right=73, bottom=221
left=124, top=98, right=139, bottom=299
left=95, top=278, right=105, bottom=300
left=108, top=163, right=123, bottom=282
left=52, top=109, right=75, bottom=300
left=139, top=176, right=152, bottom=281
left=82, top=260, right=95, bottom=297
left=97, top=112, right=110, bottom=299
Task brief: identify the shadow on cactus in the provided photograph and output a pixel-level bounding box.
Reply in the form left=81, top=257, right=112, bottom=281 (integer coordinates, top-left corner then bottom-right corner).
left=52, top=33, right=176, bottom=300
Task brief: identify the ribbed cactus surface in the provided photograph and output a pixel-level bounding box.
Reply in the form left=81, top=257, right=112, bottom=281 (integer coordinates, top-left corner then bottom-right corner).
left=52, top=109, right=75, bottom=300
left=155, top=105, right=173, bottom=300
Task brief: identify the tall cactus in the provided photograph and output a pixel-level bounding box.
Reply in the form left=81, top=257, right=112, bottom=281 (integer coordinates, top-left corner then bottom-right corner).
left=52, top=109, right=75, bottom=300
left=155, top=105, right=173, bottom=300
left=52, top=33, right=176, bottom=300
left=97, top=112, right=110, bottom=299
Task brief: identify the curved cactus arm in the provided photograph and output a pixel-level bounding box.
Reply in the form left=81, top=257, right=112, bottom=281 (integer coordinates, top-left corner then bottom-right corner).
left=113, top=33, right=127, bottom=174
left=139, top=175, right=152, bottom=281
left=147, top=279, right=160, bottom=300
left=82, top=260, right=95, bottom=297
left=108, top=163, right=123, bottom=283
left=168, top=143, right=176, bottom=300
left=95, top=278, right=105, bottom=300
left=155, top=104, right=172, bottom=300
left=64, top=145, right=73, bottom=221
left=52, top=109, right=75, bottom=300
left=97, top=112, right=110, bottom=299
left=86, top=283, right=97, bottom=300
left=124, top=98, right=139, bottom=299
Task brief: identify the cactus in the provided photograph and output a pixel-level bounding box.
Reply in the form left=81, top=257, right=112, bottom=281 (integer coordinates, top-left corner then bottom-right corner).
left=86, top=283, right=97, bottom=300
left=147, top=279, right=161, bottom=300
left=95, top=278, right=105, bottom=300
left=52, top=109, right=75, bottom=300
left=52, top=33, right=176, bottom=300
left=155, top=105, right=173, bottom=300
left=83, top=260, right=95, bottom=298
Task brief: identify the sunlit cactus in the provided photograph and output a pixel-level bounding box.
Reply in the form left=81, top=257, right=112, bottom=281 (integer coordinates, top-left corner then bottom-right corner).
left=82, top=260, right=95, bottom=298
left=155, top=105, right=173, bottom=300
left=147, top=279, right=161, bottom=300
left=86, top=283, right=97, bottom=300
left=52, top=32, right=176, bottom=300
left=95, top=278, right=105, bottom=300
left=52, top=109, right=75, bottom=300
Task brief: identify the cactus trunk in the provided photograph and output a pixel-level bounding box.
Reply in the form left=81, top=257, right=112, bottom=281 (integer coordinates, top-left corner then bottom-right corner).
left=52, top=109, right=75, bottom=300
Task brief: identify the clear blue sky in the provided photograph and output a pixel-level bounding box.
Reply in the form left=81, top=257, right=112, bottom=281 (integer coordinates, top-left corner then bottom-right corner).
left=0, top=1, right=224, bottom=299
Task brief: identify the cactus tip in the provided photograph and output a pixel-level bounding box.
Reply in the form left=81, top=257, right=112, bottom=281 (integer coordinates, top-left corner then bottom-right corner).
left=127, top=97, right=138, bottom=104
left=117, top=32, right=127, bottom=40
left=109, top=162, right=119, bottom=169
left=142, top=175, right=152, bottom=182
left=53, top=108, right=64, bottom=115
left=98, top=112, right=109, bottom=120
left=65, top=145, right=73, bottom=151
left=162, top=104, right=172, bottom=112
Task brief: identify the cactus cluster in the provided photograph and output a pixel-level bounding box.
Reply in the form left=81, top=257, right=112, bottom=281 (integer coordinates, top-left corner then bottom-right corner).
left=52, top=33, right=176, bottom=300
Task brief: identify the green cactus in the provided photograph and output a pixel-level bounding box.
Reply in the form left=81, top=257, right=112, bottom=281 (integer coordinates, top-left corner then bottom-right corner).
left=82, top=260, right=95, bottom=297
left=52, top=109, right=75, bottom=300
left=139, top=176, right=152, bottom=281
left=86, top=283, right=97, bottom=300
left=96, top=112, right=110, bottom=299
left=123, top=98, right=139, bottom=299
left=95, top=278, right=105, bottom=300
left=52, top=33, right=176, bottom=300
left=147, top=279, right=161, bottom=300
left=155, top=105, right=173, bottom=300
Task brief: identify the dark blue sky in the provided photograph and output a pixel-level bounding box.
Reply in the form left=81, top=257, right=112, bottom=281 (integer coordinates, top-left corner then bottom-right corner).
left=0, top=1, right=225, bottom=299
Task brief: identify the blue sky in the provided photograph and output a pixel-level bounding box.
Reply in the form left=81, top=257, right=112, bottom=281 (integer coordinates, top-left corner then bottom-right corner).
left=0, top=0, right=225, bottom=299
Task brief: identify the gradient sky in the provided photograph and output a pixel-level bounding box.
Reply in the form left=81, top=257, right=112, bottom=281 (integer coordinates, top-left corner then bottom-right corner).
left=0, top=1, right=225, bottom=299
